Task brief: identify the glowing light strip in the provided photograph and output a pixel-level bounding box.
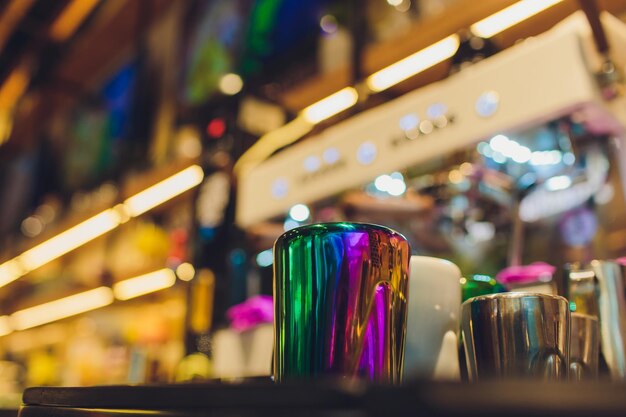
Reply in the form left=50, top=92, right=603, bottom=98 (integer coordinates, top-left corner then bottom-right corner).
left=569, top=270, right=596, bottom=280
left=0, top=66, right=30, bottom=110
left=19, top=209, right=121, bottom=272
left=301, top=87, right=359, bottom=124
left=49, top=0, right=101, bottom=42
left=0, top=165, right=204, bottom=290
left=0, top=270, right=179, bottom=336
left=0, top=259, right=25, bottom=288
left=470, top=0, right=564, bottom=38
left=234, top=88, right=359, bottom=176
left=10, top=287, right=113, bottom=331
left=113, top=268, right=176, bottom=301
left=233, top=117, right=314, bottom=176
left=124, top=165, right=204, bottom=217
left=0, top=316, right=12, bottom=337
left=366, top=35, right=460, bottom=93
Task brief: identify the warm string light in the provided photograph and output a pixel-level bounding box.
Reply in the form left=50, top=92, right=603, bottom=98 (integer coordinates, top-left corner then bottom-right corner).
left=0, top=259, right=25, bottom=288
left=300, top=87, right=359, bottom=124
left=113, top=268, right=177, bottom=301
left=233, top=117, right=315, bottom=176
left=470, top=0, right=564, bottom=38
left=1, top=267, right=179, bottom=334
left=19, top=209, right=121, bottom=272
left=366, top=35, right=461, bottom=93
left=10, top=287, right=114, bottom=331
left=175, top=262, right=196, bottom=281
left=49, top=0, right=101, bottom=41
left=0, top=316, right=12, bottom=337
left=124, top=165, right=204, bottom=217
left=0, top=165, right=204, bottom=290
left=0, top=66, right=30, bottom=110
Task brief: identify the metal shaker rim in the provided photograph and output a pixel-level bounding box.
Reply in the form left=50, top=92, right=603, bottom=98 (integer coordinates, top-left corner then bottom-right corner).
left=462, top=291, right=568, bottom=306
left=571, top=312, right=599, bottom=321
left=275, top=221, right=408, bottom=244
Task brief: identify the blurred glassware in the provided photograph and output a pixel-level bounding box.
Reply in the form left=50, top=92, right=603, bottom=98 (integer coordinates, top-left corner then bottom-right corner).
left=563, top=260, right=626, bottom=380
left=461, top=274, right=505, bottom=302
left=590, top=260, right=626, bottom=379
left=570, top=312, right=599, bottom=381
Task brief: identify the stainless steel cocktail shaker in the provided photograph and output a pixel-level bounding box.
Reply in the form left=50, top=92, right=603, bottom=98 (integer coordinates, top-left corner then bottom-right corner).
left=461, top=293, right=570, bottom=381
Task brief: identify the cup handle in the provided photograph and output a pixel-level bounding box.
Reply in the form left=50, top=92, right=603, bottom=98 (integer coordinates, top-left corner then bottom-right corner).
left=432, top=330, right=461, bottom=381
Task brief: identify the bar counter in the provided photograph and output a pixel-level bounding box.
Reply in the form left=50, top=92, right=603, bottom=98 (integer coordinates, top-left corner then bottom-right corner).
left=19, top=379, right=626, bottom=417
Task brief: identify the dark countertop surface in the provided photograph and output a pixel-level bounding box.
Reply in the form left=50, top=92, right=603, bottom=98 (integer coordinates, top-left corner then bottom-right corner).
left=19, top=380, right=626, bottom=417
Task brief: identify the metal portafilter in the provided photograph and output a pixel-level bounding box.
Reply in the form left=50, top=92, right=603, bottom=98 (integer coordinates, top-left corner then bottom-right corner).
left=461, top=292, right=570, bottom=381
left=273, top=222, right=410, bottom=383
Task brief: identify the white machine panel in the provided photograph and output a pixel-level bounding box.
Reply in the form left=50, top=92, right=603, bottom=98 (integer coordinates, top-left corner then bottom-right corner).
left=237, top=13, right=626, bottom=227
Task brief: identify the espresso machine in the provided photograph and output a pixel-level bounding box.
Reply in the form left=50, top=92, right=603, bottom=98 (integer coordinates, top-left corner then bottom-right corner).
left=236, top=11, right=626, bottom=381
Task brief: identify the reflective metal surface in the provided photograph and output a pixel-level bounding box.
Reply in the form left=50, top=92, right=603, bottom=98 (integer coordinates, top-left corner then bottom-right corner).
left=461, top=293, right=570, bottom=381
left=591, top=260, right=626, bottom=379
left=570, top=313, right=599, bottom=381
left=564, top=264, right=599, bottom=317
left=273, top=222, right=409, bottom=383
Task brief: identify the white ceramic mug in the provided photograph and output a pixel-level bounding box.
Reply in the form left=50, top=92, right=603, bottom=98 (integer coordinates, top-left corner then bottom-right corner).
left=403, top=256, right=462, bottom=380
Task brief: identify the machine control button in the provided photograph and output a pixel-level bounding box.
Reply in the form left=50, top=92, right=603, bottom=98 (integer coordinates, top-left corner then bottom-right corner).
left=271, top=178, right=289, bottom=199
left=357, top=142, right=377, bottom=165
left=475, top=91, right=499, bottom=118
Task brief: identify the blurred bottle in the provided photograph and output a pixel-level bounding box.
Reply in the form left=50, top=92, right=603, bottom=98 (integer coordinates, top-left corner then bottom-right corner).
left=318, top=20, right=352, bottom=75
left=26, top=348, right=59, bottom=386
left=449, top=29, right=499, bottom=75
left=564, top=263, right=599, bottom=316
left=461, top=274, right=505, bottom=302
left=0, top=357, right=25, bottom=406
left=562, top=260, right=626, bottom=380
left=176, top=268, right=215, bottom=381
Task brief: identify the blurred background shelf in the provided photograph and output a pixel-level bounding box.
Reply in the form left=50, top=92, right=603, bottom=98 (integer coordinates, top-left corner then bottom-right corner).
left=1, top=0, right=626, bottom=397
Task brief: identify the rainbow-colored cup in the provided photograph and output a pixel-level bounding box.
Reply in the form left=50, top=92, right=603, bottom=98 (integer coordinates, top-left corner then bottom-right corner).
left=273, top=222, right=410, bottom=383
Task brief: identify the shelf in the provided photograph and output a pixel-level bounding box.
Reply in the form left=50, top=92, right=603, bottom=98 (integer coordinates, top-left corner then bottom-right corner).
left=278, top=0, right=626, bottom=113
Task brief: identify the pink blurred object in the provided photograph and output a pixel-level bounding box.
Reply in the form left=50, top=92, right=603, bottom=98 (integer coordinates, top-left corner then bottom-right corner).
left=615, top=257, right=626, bottom=266
left=226, top=295, right=274, bottom=332
left=496, top=262, right=556, bottom=286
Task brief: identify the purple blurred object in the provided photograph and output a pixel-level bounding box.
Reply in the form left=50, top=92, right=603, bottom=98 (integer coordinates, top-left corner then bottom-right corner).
left=226, top=295, right=274, bottom=332
left=496, top=262, right=556, bottom=286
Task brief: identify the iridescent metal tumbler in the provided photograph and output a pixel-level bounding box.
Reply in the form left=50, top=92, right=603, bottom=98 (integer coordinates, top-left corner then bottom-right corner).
left=273, top=223, right=410, bottom=383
